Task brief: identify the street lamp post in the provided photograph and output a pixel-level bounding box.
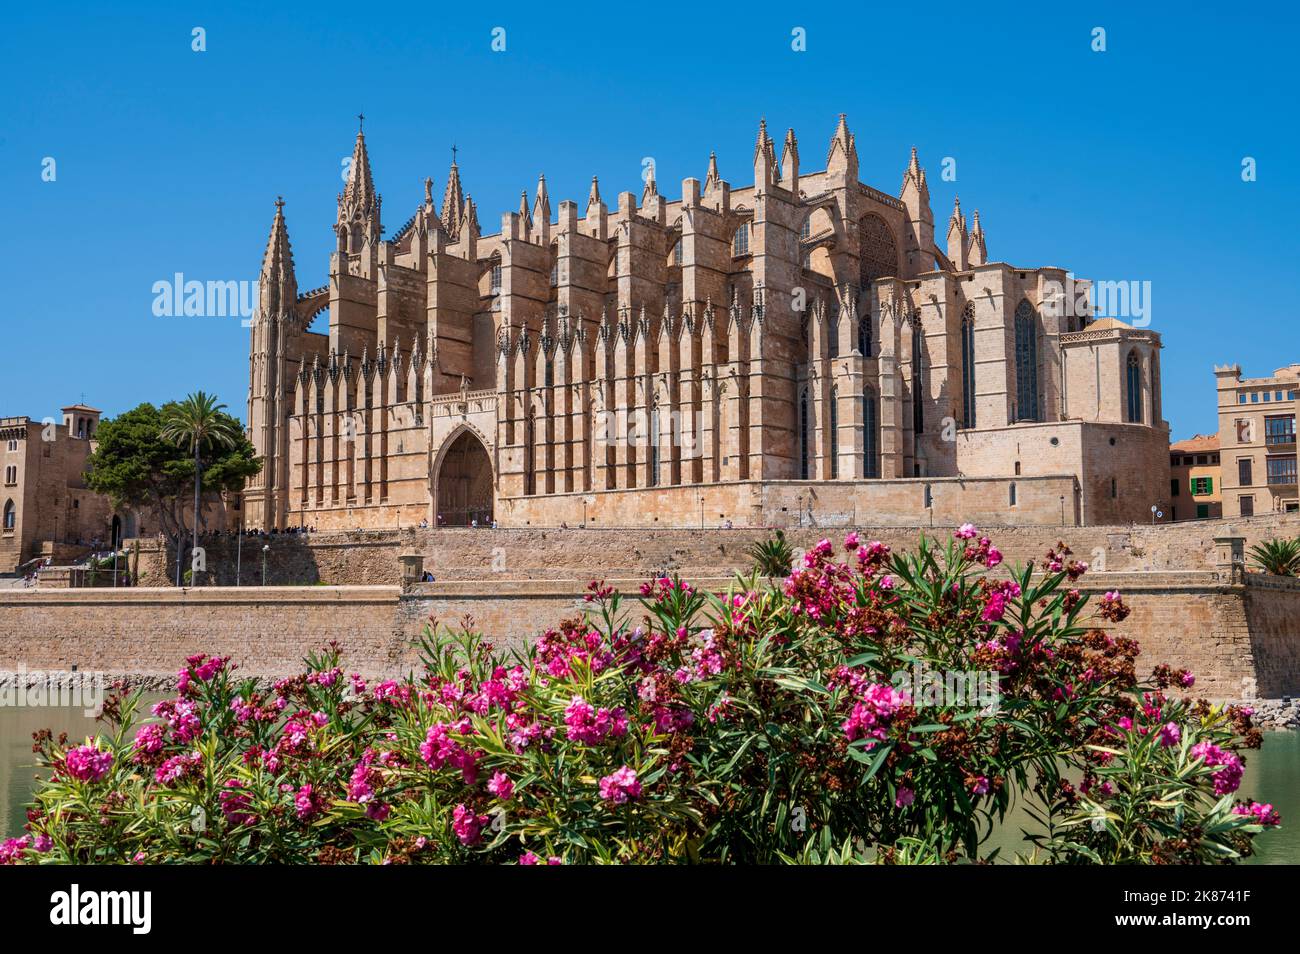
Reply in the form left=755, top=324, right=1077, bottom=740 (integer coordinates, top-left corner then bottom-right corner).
left=261, top=544, right=270, bottom=586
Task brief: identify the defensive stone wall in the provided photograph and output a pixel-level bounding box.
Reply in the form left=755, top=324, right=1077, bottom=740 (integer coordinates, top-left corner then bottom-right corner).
left=3, top=569, right=1298, bottom=703
left=128, top=511, right=1300, bottom=587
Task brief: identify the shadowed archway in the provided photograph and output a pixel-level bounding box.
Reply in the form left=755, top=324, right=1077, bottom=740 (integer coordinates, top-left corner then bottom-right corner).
left=435, top=430, right=494, bottom=526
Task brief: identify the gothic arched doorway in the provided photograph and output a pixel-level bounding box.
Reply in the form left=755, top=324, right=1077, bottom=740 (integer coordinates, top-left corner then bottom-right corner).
left=435, top=430, right=494, bottom=527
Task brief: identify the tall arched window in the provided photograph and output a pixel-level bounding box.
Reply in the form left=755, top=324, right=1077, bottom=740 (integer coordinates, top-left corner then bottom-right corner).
left=2, top=499, right=14, bottom=530
left=829, top=386, right=839, bottom=478
left=733, top=224, right=749, bottom=256
left=961, top=304, right=976, bottom=429
left=1125, top=350, right=1143, bottom=423
left=862, top=386, right=879, bottom=478
left=1014, top=300, right=1040, bottom=422
left=911, top=323, right=924, bottom=435
left=799, top=387, right=810, bottom=479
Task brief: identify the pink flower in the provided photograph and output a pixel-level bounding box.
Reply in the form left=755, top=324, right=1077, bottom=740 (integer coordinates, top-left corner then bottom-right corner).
left=487, top=771, right=514, bottom=801
left=0, top=836, right=31, bottom=865
left=131, top=723, right=165, bottom=761
left=599, top=766, right=643, bottom=804
left=154, top=751, right=201, bottom=786
left=1158, top=722, right=1181, bottom=747
left=218, top=779, right=257, bottom=826
left=452, top=804, right=489, bottom=845
left=955, top=523, right=978, bottom=540
left=895, top=787, right=915, bottom=807
left=1191, top=741, right=1244, bottom=795
left=295, top=784, right=321, bottom=820
left=563, top=696, right=628, bottom=745
left=841, top=682, right=908, bottom=746
left=843, top=531, right=860, bottom=550
left=968, top=775, right=990, bottom=796
left=1233, top=801, right=1281, bottom=826
left=64, top=743, right=113, bottom=783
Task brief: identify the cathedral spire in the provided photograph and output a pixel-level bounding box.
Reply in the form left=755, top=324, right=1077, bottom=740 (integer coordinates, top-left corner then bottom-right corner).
left=586, top=175, right=603, bottom=214
left=533, top=174, right=551, bottom=225
left=519, top=190, right=532, bottom=229
left=704, top=151, right=721, bottom=192
left=901, top=146, right=929, bottom=202
left=946, top=195, right=969, bottom=271
left=826, top=113, right=857, bottom=177
left=441, top=152, right=465, bottom=237
left=947, top=195, right=966, bottom=237
left=259, top=196, right=297, bottom=318
left=781, top=127, right=800, bottom=192
left=337, top=121, right=381, bottom=251
left=641, top=164, right=657, bottom=205
left=967, top=210, right=987, bottom=266
left=754, top=118, right=777, bottom=188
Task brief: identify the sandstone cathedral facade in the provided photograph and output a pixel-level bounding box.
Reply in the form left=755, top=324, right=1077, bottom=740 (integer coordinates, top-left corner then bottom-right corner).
left=244, top=116, right=1170, bottom=531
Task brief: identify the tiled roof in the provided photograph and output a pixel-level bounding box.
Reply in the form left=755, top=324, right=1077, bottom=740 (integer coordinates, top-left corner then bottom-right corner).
left=1170, top=433, right=1219, bottom=453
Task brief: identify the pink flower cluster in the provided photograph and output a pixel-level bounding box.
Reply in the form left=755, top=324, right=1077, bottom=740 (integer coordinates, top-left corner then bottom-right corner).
left=419, top=721, right=481, bottom=782
left=176, top=653, right=230, bottom=696
left=154, top=751, right=202, bottom=786
left=954, top=526, right=1002, bottom=568
left=64, top=743, right=113, bottom=783
left=599, top=766, right=642, bottom=804
left=0, top=834, right=50, bottom=865
left=519, top=851, right=563, bottom=865
left=1191, top=741, right=1244, bottom=795
left=451, top=804, right=490, bottom=845
left=487, top=771, right=515, bottom=801
left=841, top=682, right=908, bottom=747
left=536, top=626, right=614, bottom=678
left=980, top=580, right=1021, bottom=623
left=563, top=696, right=629, bottom=745
left=219, top=779, right=256, bottom=826
left=1233, top=801, right=1281, bottom=826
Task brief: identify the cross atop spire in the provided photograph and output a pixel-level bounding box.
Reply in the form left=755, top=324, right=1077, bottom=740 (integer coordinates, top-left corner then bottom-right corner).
left=358, top=112, right=365, bottom=132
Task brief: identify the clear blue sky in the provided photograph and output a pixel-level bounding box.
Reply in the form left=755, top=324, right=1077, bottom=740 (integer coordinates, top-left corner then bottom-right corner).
left=3, top=1, right=1297, bottom=441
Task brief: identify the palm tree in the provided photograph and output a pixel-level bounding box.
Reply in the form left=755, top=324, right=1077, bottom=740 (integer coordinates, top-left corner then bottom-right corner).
left=1248, top=538, right=1300, bottom=577
left=746, top=529, right=795, bottom=578
left=160, top=392, right=241, bottom=585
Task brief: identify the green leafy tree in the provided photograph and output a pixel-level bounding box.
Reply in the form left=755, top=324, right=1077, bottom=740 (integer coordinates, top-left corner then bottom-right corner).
left=85, top=399, right=260, bottom=583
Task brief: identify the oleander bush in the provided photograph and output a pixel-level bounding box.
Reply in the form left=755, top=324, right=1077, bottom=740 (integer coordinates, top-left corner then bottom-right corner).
left=2, top=529, right=1278, bottom=865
